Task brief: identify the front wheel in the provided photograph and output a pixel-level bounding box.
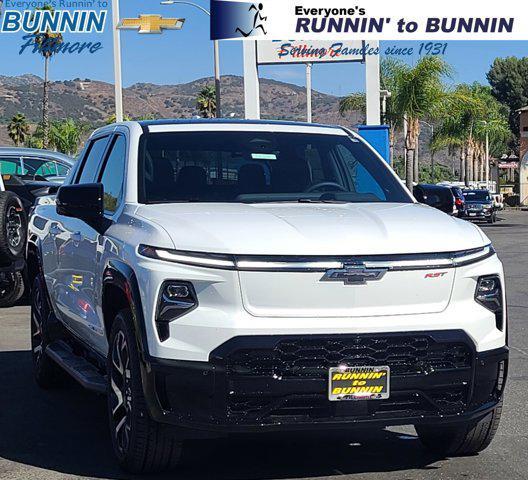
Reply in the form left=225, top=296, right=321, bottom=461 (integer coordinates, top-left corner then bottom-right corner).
left=31, top=275, right=63, bottom=388
left=107, top=309, right=184, bottom=473
left=416, top=399, right=503, bottom=456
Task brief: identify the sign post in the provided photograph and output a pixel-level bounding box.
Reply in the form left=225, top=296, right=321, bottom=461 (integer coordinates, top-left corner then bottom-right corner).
left=243, top=40, right=378, bottom=123
left=306, top=63, right=312, bottom=123
left=243, top=41, right=260, bottom=119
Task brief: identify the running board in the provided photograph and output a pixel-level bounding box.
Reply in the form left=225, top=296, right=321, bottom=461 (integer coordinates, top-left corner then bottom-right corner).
left=46, top=341, right=107, bottom=394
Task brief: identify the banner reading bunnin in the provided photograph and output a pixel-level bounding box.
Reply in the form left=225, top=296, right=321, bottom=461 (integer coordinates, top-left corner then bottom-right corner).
left=210, top=0, right=525, bottom=40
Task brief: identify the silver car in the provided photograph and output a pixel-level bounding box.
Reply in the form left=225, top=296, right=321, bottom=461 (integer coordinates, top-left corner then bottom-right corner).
left=0, top=147, right=74, bottom=185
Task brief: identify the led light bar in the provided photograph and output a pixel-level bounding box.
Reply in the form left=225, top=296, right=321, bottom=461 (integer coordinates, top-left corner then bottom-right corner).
left=138, top=244, right=495, bottom=272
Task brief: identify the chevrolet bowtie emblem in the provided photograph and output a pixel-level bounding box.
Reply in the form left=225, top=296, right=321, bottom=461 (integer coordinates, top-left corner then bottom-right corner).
left=321, top=264, right=387, bottom=285
left=117, top=15, right=185, bottom=34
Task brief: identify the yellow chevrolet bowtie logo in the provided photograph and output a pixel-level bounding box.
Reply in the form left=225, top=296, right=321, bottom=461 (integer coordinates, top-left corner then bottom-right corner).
left=117, top=15, right=185, bottom=34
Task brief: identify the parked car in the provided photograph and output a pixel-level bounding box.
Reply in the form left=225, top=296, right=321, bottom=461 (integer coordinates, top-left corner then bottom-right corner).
left=0, top=147, right=73, bottom=182
left=0, top=148, right=74, bottom=214
left=27, top=120, right=507, bottom=472
left=413, top=184, right=457, bottom=215
left=463, top=189, right=496, bottom=223
left=0, top=148, right=74, bottom=306
left=449, top=185, right=465, bottom=216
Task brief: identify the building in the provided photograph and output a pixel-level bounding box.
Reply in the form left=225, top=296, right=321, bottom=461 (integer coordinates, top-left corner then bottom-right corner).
left=519, top=106, right=528, bottom=205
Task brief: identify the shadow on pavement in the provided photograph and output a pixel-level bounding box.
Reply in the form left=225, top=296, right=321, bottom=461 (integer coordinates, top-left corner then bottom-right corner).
left=0, top=350, right=444, bottom=480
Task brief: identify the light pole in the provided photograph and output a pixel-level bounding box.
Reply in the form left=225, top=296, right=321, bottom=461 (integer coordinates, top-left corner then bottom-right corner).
left=111, top=0, right=124, bottom=122
left=305, top=63, right=312, bottom=123
left=420, top=121, right=434, bottom=183
left=161, top=1, right=221, bottom=117
left=380, top=89, right=391, bottom=125
left=481, top=121, right=490, bottom=190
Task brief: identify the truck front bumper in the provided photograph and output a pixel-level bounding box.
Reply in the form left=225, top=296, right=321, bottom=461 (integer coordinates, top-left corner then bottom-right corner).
left=142, top=330, right=508, bottom=436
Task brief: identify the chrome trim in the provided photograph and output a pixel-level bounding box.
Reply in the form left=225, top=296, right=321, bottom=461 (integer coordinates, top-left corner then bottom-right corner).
left=139, top=244, right=495, bottom=272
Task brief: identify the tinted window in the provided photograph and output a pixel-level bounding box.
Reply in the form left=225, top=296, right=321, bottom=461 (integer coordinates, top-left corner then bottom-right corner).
left=463, top=190, right=490, bottom=202
left=78, top=137, right=108, bottom=184
left=139, top=131, right=411, bottom=204
left=0, top=158, right=21, bottom=175
left=99, top=136, right=127, bottom=214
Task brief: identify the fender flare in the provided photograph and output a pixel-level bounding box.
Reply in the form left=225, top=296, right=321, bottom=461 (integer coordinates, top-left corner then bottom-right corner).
left=103, top=260, right=168, bottom=420
left=102, top=260, right=151, bottom=364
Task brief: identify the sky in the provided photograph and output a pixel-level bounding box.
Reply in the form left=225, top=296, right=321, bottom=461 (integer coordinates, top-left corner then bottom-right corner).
left=0, top=1, right=527, bottom=96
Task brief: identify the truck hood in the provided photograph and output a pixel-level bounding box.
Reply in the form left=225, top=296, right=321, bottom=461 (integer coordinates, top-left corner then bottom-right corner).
left=135, top=202, right=488, bottom=256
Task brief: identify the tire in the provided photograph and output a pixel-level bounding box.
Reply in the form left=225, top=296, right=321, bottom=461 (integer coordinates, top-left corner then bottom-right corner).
left=0, top=271, right=25, bottom=307
left=0, top=192, right=27, bottom=261
left=416, top=399, right=503, bottom=456
left=31, top=275, right=63, bottom=388
left=107, top=309, right=183, bottom=473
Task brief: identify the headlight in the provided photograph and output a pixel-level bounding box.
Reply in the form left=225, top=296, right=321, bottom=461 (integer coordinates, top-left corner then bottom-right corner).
left=475, top=275, right=503, bottom=330
left=139, top=244, right=496, bottom=271
left=156, top=281, right=198, bottom=341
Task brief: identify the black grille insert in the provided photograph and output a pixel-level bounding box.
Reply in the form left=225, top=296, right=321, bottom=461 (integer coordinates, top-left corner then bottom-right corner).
left=226, top=334, right=472, bottom=379
left=219, top=333, right=474, bottom=422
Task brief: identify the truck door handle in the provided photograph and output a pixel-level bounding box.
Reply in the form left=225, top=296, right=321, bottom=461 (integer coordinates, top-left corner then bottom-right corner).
left=71, top=232, right=83, bottom=243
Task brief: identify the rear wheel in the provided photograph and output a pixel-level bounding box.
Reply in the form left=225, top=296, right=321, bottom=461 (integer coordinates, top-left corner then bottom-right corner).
left=0, top=192, right=27, bottom=261
left=0, top=271, right=24, bottom=308
left=107, top=310, right=183, bottom=473
left=416, top=399, right=503, bottom=456
left=31, top=275, right=63, bottom=388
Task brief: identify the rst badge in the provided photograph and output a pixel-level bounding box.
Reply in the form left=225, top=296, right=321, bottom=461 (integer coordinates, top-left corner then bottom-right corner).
left=321, top=264, right=387, bottom=285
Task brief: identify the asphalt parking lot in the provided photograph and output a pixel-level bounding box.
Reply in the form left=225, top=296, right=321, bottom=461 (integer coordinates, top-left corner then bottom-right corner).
left=0, top=210, right=527, bottom=480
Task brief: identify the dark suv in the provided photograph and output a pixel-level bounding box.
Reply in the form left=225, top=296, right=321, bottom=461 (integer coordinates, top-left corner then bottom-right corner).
left=463, top=190, right=496, bottom=223
left=413, top=184, right=456, bottom=215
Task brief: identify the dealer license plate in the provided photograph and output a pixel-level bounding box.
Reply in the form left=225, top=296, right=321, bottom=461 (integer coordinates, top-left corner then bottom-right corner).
left=328, top=366, right=390, bottom=401
left=469, top=212, right=477, bottom=217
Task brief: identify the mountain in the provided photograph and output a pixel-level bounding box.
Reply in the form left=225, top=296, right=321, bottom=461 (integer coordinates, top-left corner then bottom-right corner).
left=0, top=74, right=362, bottom=128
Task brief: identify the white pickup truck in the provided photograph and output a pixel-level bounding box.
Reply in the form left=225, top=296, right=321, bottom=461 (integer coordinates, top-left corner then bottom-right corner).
left=27, top=120, right=507, bottom=473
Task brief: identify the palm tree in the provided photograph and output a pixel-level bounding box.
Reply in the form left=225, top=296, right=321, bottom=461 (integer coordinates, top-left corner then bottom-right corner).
left=33, top=5, right=63, bottom=149
left=196, top=85, right=216, bottom=118
left=391, top=57, right=451, bottom=190
left=432, top=83, right=510, bottom=186
left=7, top=113, right=30, bottom=146
left=49, top=119, right=85, bottom=156
left=339, top=59, right=415, bottom=167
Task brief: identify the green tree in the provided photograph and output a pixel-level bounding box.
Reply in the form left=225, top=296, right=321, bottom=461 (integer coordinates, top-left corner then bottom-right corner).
left=196, top=85, right=216, bottom=118
left=49, top=119, right=85, bottom=156
left=33, top=4, right=63, bottom=149
left=487, top=57, right=528, bottom=140
left=392, top=57, right=451, bottom=190
left=7, top=113, right=30, bottom=146
left=432, top=83, right=511, bottom=185
left=105, top=113, right=132, bottom=125
left=339, top=59, right=406, bottom=163
left=24, top=123, right=45, bottom=149
left=339, top=57, right=450, bottom=189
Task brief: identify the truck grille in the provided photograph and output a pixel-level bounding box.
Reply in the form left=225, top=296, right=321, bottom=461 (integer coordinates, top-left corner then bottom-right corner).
left=226, top=334, right=472, bottom=379
left=218, top=333, right=473, bottom=422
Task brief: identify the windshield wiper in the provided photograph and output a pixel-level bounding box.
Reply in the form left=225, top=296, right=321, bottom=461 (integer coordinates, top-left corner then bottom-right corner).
left=297, top=198, right=346, bottom=204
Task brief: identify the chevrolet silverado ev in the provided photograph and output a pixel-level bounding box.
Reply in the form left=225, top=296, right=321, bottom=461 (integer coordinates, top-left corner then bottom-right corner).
left=26, top=120, right=507, bottom=472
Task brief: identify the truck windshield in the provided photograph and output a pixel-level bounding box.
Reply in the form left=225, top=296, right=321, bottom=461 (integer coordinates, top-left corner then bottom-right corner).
left=138, top=131, right=411, bottom=204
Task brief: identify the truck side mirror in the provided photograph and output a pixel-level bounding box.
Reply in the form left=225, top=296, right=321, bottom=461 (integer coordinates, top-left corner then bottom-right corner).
left=56, top=183, right=104, bottom=220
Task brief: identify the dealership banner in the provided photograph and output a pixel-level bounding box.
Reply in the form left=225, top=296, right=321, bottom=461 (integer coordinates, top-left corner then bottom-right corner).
left=211, top=0, right=526, bottom=40
left=256, top=40, right=365, bottom=64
